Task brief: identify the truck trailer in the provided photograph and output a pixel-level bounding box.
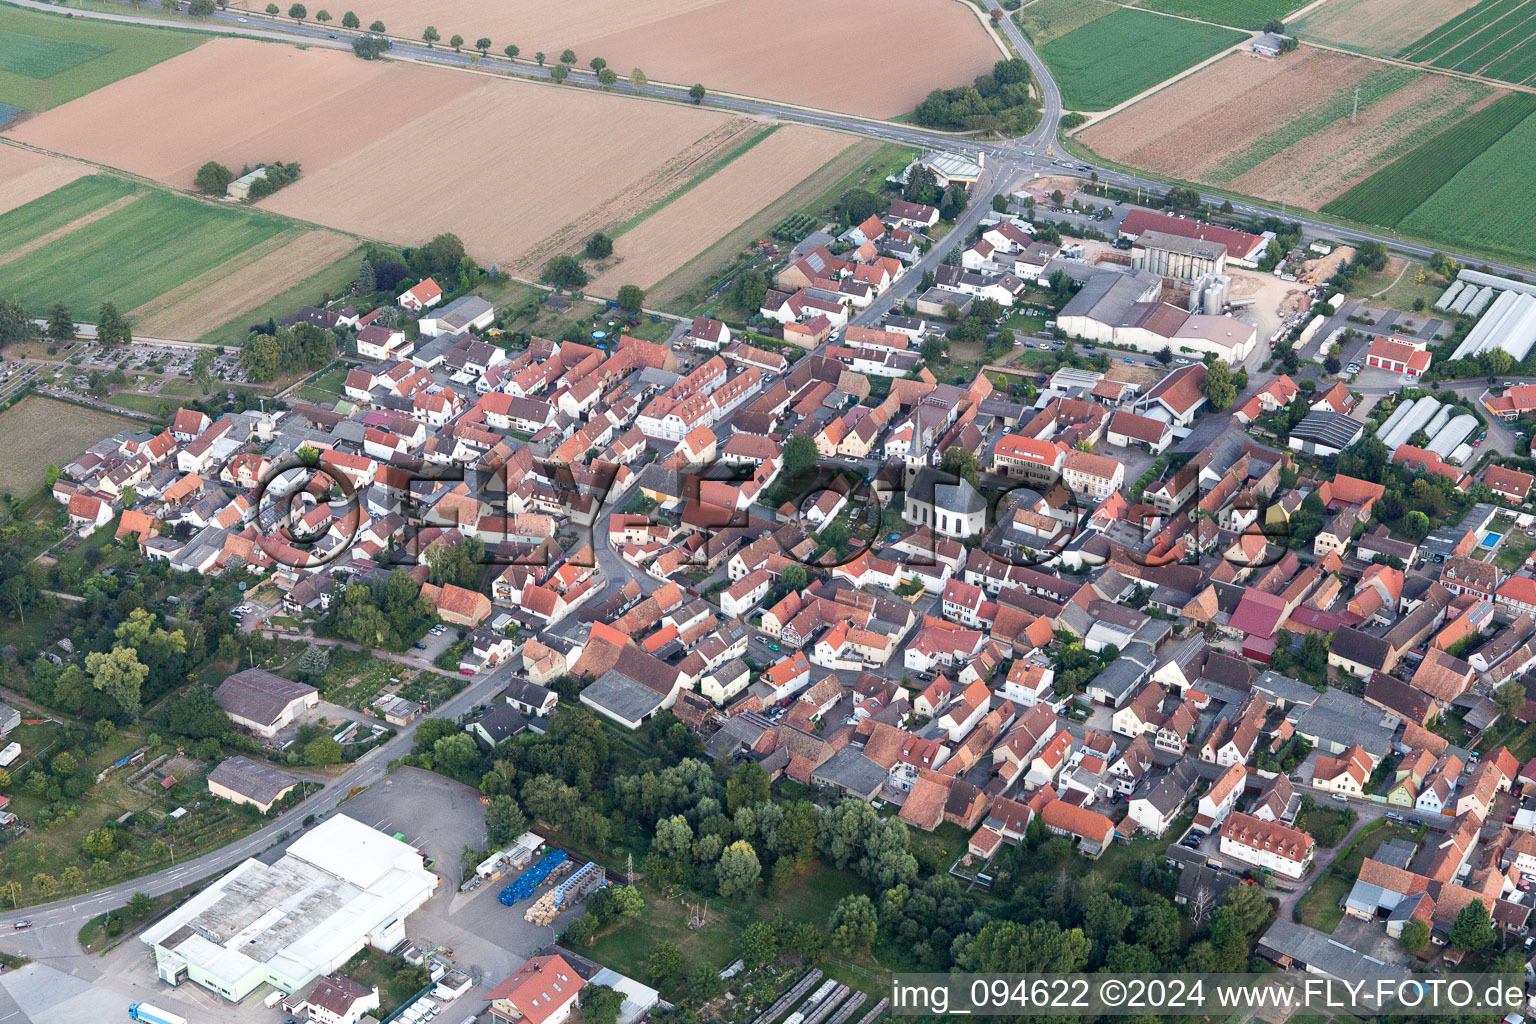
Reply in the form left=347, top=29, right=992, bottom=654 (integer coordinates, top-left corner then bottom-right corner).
left=128, top=1003, right=188, bottom=1024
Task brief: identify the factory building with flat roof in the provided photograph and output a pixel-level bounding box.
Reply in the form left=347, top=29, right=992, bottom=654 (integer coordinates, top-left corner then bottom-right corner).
left=141, top=815, right=438, bottom=1003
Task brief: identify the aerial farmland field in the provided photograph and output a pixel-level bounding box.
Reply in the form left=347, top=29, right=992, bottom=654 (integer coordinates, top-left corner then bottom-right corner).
left=586, top=124, right=853, bottom=295
left=0, top=145, right=88, bottom=217
left=220, top=0, right=999, bottom=118
left=1023, top=0, right=1245, bottom=110
left=0, top=396, right=139, bottom=497
left=1398, top=0, right=1536, bottom=85
left=1323, top=92, right=1536, bottom=226
left=1394, top=107, right=1536, bottom=261
left=0, top=4, right=202, bottom=113
left=10, top=38, right=849, bottom=285
left=1292, top=0, right=1481, bottom=55
left=1133, top=0, right=1307, bottom=30
left=1079, top=49, right=1494, bottom=208
left=0, top=176, right=291, bottom=315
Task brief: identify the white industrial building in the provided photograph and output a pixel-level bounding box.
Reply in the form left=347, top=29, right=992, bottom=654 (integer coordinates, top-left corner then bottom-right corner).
left=1426, top=414, right=1477, bottom=458
left=142, top=815, right=438, bottom=1004
left=1377, top=396, right=1445, bottom=451
left=1058, top=268, right=1257, bottom=364
left=1446, top=279, right=1536, bottom=363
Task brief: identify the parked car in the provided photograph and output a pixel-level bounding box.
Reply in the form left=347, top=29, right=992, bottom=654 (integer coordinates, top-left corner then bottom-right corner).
left=414, top=642, right=428, bottom=650
left=1331, top=792, right=1348, bottom=803
left=458, top=667, right=473, bottom=676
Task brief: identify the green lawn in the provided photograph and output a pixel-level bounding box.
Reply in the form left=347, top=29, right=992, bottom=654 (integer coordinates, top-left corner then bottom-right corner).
left=1496, top=530, right=1536, bottom=572
left=1292, top=819, right=1421, bottom=933
left=0, top=182, right=290, bottom=315
left=0, top=4, right=204, bottom=112
left=1134, top=0, right=1306, bottom=29
left=585, top=860, right=875, bottom=998
left=294, top=364, right=351, bottom=405
left=1039, top=7, right=1245, bottom=110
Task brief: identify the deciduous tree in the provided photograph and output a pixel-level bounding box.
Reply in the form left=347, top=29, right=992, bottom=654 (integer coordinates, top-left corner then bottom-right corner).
left=616, top=285, right=645, bottom=312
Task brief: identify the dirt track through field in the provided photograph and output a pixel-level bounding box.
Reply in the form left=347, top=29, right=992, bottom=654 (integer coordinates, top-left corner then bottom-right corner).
left=0, top=192, right=143, bottom=269
left=228, top=0, right=997, bottom=117
left=587, top=125, right=851, bottom=293
left=0, top=145, right=89, bottom=217
left=131, top=229, right=359, bottom=339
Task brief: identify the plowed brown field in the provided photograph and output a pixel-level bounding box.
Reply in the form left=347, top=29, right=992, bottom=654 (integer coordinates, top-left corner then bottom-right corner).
left=229, top=0, right=1000, bottom=118
left=587, top=125, right=852, bottom=293
left=0, top=146, right=88, bottom=217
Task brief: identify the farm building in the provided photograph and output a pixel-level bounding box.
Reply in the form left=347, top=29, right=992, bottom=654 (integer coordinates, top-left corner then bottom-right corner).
left=226, top=167, right=267, bottom=200
left=1288, top=411, right=1364, bottom=457
left=418, top=295, right=494, bottom=339
left=214, top=668, right=319, bottom=739
left=207, top=755, right=300, bottom=813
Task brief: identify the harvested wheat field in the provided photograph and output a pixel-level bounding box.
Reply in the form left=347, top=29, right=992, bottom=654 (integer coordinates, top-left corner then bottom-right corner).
left=130, top=228, right=359, bottom=338
left=10, top=39, right=807, bottom=269
left=1293, top=0, right=1480, bottom=55
left=238, top=0, right=999, bottom=117
left=1080, top=49, right=1493, bottom=208
left=9, top=39, right=482, bottom=187
left=0, top=145, right=88, bottom=217
left=588, top=125, right=852, bottom=294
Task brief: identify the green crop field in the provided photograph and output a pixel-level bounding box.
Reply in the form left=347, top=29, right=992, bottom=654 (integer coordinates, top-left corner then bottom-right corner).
left=0, top=29, right=106, bottom=77
left=1396, top=109, right=1536, bottom=262
left=1135, top=0, right=1305, bottom=29
left=0, top=173, right=140, bottom=248
left=0, top=4, right=203, bottom=112
left=1016, top=0, right=1115, bottom=46
left=0, top=176, right=289, bottom=314
left=1323, top=92, right=1536, bottom=226
left=1038, top=7, right=1245, bottom=109
left=1399, top=0, right=1536, bottom=85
